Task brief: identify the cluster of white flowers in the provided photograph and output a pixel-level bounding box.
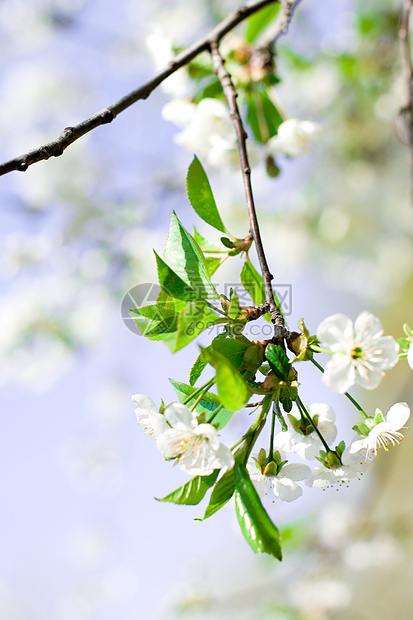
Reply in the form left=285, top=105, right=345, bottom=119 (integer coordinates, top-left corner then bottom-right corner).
left=133, top=389, right=410, bottom=498
left=132, top=395, right=234, bottom=476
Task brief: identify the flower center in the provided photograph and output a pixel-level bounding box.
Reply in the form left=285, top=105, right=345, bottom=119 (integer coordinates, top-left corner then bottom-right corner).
left=352, top=346, right=364, bottom=360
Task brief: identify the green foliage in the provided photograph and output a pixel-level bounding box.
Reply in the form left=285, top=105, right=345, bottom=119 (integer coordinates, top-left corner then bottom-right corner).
left=266, top=344, right=291, bottom=381
left=187, top=156, right=227, bottom=233
left=234, top=462, right=282, bottom=560
left=212, top=337, right=250, bottom=370
left=155, top=251, right=200, bottom=302
left=163, top=212, right=218, bottom=299
left=245, top=3, right=281, bottom=43
left=195, top=468, right=235, bottom=520
left=131, top=304, right=178, bottom=340
left=201, top=347, right=251, bottom=411
left=170, top=379, right=235, bottom=430
left=189, top=352, right=208, bottom=385
left=246, top=88, right=283, bottom=144
left=174, top=302, right=222, bottom=352
left=156, top=470, right=220, bottom=505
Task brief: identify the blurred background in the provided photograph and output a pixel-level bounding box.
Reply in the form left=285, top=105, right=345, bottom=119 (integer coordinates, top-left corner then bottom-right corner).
left=0, top=0, right=412, bottom=618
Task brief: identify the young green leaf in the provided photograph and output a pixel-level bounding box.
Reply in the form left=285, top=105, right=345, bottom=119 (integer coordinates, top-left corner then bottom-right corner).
left=245, top=3, right=281, bottom=43
left=228, top=290, right=241, bottom=320
left=187, top=156, right=227, bottom=233
left=173, top=302, right=222, bottom=352
left=193, top=226, right=222, bottom=252
left=155, top=251, right=200, bottom=302
left=189, top=352, right=209, bottom=386
left=234, top=462, right=282, bottom=560
left=170, top=380, right=235, bottom=430
left=131, top=304, right=178, bottom=340
left=212, top=338, right=250, bottom=370
left=201, top=347, right=251, bottom=411
left=240, top=258, right=265, bottom=304
left=246, top=88, right=283, bottom=144
left=195, top=469, right=235, bottom=520
left=156, top=470, right=219, bottom=505
left=266, top=343, right=291, bottom=381
left=163, top=212, right=218, bottom=299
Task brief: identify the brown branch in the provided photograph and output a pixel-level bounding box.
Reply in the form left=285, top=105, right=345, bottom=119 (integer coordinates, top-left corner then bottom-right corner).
left=0, top=0, right=279, bottom=177
left=257, top=0, right=303, bottom=50
left=398, top=0, right=413, bottom=203
left=209, top=40, right=286, bottom=342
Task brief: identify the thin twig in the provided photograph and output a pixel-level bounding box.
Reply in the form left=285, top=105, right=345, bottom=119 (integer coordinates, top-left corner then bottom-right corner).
left=398, top=0, right=413, bottom=203
left=257, top=0, right=304, bottom=50
left=210, top=40, right=285, bottom=340
left=0, top=0, right=278, bottom=177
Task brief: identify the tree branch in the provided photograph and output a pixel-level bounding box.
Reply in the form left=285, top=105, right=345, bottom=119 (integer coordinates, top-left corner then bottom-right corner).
left=257, top=0, right=304, bottom=50
left=398, top=0, right=413, bottom=203
left=0, top=0, right=278, bottom=177
left=210, top=40, right=285, bottom=341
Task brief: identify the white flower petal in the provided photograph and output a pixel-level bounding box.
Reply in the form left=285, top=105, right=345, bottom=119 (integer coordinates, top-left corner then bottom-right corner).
left=323, top=355, right=355, bottom=393
left=157, top=428, right=191, bottom=459
left=280, top=462, right=312, bottom=481
left=164, top=402, right=197, bottom=431
left=193, top=423, right=220, bottom=451
left=386, top=402, right=410, bottom=430
left=376, top=336, right=399, bottom=369
left=317, top=313, right=354, bottom=351
left=354, top=311, right=382, bottom=341
left=310, top=402, right=336, bottom=423
left=274, top=429, right=297, bottom=453
left=131, top=394, right=158, bottom=414
left=271, top=477, right=303, bottom=502
left=213, top=443, right=235, bottom=471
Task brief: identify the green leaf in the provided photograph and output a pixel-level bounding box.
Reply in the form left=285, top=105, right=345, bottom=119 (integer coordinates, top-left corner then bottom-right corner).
left=174, top=302, right=222, bottom=352
left=240, top=259, right=267, bottom=317
left=234, top=462, right=282, bottom=560
left=193, top=226, right=222, bottom=252
left=403, top=323, right=413, bottom=338
left=397, top=337, right=411, bottom=352
left=243, top=344, right=265, bottom=373
left=189, top=352, right=208, bottom=386
left=205, top=256, right=224, bottom=276
left=245, top=3, right=281, bottom=43
left=131, top=304, right=178, bottom=340
left=170, top=380, right=235, bottom=430
left=201, top=347, right=251, bottom=411
left=187, top=156, right=226, bottom=233
left=155, top=251, right=200, bottom=302
left=246, top=88, right=283, bottom=144
left=163, top=212, right=217, bottom=299
left=212, top=338, right=250, bottom=370
left=266, top=344, right=291, bottom=381
left=156, top=470, right=219, bottom=505
left=195, top=469, right=235, bottom=520
left=228, top=290, right=241, bottom=320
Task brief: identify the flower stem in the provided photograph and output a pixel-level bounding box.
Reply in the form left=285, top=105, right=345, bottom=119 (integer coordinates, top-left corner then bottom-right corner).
left=207, top=403, right=224, bottom=424
left=183, top=378, right=215, bottom=406
left=310, top=357, right=368, bottom=419
left=296, top=395, right=331, bottom=453
left=269, top=402, right=277, bottom=460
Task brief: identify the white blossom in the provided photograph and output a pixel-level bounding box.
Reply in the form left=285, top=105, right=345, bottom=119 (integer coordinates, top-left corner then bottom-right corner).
left=163, top=97, right=242, bottom=168
left=274, top=403, right=337, bottom=460
left=266, top=118, right=322, bottom=158
left=156, top=402, right=234, bottom=476
left=343, top=402, right=410, bottom=460
left=247, top=454, right=311, bottom=502
left=317, top=311, right=399, bottom=393
left=132, top=394, right=168, bottom=438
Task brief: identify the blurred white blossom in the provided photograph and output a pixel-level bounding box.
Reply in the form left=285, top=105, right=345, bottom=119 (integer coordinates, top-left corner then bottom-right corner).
left=266, top=118, right=322, bottom=157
